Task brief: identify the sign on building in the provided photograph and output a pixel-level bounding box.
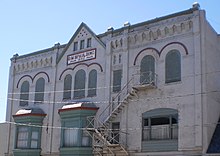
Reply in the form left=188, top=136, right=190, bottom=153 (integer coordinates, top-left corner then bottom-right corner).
left=67, top=49, right=96, bottom=65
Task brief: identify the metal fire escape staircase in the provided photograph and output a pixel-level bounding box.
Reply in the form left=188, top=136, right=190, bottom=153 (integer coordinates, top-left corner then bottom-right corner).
left=86, top=72, right=157, bottom=156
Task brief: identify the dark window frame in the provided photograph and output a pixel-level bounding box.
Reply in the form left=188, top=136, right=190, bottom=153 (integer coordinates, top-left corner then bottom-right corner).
left=74, top=69, right=86, bottom=98
left=19, top=81, right=30, bottom=106
left=34, top=77, right=45, bottom=104
left=113, top=69, right=122, bottom=93
left=80, top=40, right=85, bottom=50
left=63, top=74, right=72, bottom=100
left=73, top=42, right=78, bottom=51
left=88, top=69, right=97, bottom=97
left=165, top=50, right=181, bottom=83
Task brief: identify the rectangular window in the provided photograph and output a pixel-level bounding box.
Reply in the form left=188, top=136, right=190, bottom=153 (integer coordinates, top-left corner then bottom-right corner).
left=63, top=128, right=79, bottom=147
left=30, top=131, right=39, bottom=148
left=80, top=40, right=85, bottom=50
left=87, top=38, right=91, bottom=48
left=112, top=122, right=120, bottom=144
left=17, top=127, right=28, bottom=148
left=73, top=42, right=78, bottom=51
left=143, top=116, right=178, bottom=141
left=113, top=70, right=122, bottom=92
left=16, top=126, right=40, bottom=149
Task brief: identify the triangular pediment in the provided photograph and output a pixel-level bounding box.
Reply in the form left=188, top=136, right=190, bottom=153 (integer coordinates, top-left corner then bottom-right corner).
left=57, top=22, right=105, bottom=63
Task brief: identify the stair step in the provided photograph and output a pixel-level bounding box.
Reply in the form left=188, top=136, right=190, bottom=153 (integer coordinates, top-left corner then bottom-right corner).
left=132, top=87, right=139, bottom=91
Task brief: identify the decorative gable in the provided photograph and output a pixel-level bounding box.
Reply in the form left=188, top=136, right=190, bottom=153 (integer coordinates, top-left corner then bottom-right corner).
left=57, top=22, right=105, bottom=64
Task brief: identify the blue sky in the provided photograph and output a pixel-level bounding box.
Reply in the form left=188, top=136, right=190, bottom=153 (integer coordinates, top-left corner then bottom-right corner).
left=0, top=0, right=220, bottom=122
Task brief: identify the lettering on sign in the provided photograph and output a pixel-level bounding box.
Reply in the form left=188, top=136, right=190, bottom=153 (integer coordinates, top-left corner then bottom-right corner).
left=67, top=49, right=96, bottom=65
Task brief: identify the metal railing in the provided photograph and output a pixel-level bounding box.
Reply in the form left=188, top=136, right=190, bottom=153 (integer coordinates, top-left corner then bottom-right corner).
left=142, top=124, right=178, bottom=141
left=86, top=116, right=128, bottom=155
left=133, top=71, right=157, bottom=86
left=99, top=77, right=134, bottom=123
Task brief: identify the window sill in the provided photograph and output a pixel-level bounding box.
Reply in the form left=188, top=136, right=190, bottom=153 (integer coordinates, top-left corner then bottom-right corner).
left=60, top=147, right=93, bottom=155
left=142, top=139, right=178, bottom=152
left=165, top=80, right=182, bottom=86
left=13, top=149, right=41, bottom=156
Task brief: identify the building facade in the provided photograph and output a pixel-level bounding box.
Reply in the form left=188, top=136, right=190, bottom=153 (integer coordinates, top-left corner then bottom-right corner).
left=4, top=3, right=220, bottom=156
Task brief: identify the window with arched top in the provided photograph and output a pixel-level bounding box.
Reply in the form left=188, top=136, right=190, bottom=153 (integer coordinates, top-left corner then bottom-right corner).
left=140, top=55, right=155, bottom=84
left=34, top=78, right=45, bottom=103
left=165, top=50, right=181, bottom=83
left=63, top=74, right=72, bottom=100
left=74, top=69, right=86, bottom=98
left=142, top=108, right=178, bottom=152
left=20, top=81, right=30, bottom=106
left=88, top=69, right=97, bottom=97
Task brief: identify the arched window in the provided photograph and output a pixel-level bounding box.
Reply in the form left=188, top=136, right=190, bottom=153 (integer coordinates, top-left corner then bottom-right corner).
left=140, top=55, right=155, bottom=84
left=35, top=78, right=45, bottom=103
left=142, top=108, right=178, bottom=152
left=63, top=74, right=72, bottom=100
left=74, top=69, right=86, bottom=98
left=165, top=50, right=181, bottom=83
left=20, top=81, right=30, bottom=106
left=88, top=69, right=97, bottom=97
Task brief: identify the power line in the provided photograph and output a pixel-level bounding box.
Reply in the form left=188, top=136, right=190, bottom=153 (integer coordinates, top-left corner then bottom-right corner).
left=7, top=64, right=220, bottom=95
left=6, top=89, right=220, bottom=105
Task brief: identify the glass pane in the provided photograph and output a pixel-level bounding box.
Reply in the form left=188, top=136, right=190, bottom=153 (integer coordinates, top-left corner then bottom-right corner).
left=88, top=70, right=97, bottom=97
left=64, top=128, right=79, bottom=147
left=74, top=42, right=78, bottom=51
left=31, top=140, right=38, bottom=148
left=165, top=50, right=181, bottom=83
left=17, top=140, right=28, bottom=148
left=113, top=70, right=122, bottom=92
left=63, top=74, right=72, bottom=99
left=143, top=119, right=148, bottom=126
left=31, top=131, right=38, bottom=140
left=140, top=55, right=155, bottom=84
left=151, top=117, right=169, bottom=126
left=20, top=81, right=29, bottom=106
left=18, top=131, right=28, bottom=140
left=87, top=38, right=91, bottom=48
left=80, top=40, right=85, bottom=49
left=35, top=78, right=45, bottom=103
left=142, top=127, right=150, bottom=140
left=151, top=125, right=170, bottom=140
left=17, top=127, right=29, bottom=148
left=112, top=123, right=120, bottom=144
left=74, top=70, right=86, bottom=98
left=82, top=137, right=90, bottom=146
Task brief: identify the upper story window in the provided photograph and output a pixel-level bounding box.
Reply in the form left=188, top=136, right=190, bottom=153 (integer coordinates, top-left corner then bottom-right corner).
left=165, top=50, right=181, bottom=83
left=74, top=69, right=86, bottom=98
left=34, top=78, right=45, bottom=104
left=88, top=69, right=97, bottom=97
left=113, top=55, right=116, bottom=65
left=113, top=69, right=122, bottom=93
left=87, top=38, right=92, bottom=48
left=73, top=42, right=78, bottom=51
left=140, top=55, right=155, bottom=85
left=80, top=40, right=85, bottom=50
left=20, top=81, right=29, bottom=106
left=119, top=54, right=122, bottom=64
left=63, top=74, right=72, bottom=100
